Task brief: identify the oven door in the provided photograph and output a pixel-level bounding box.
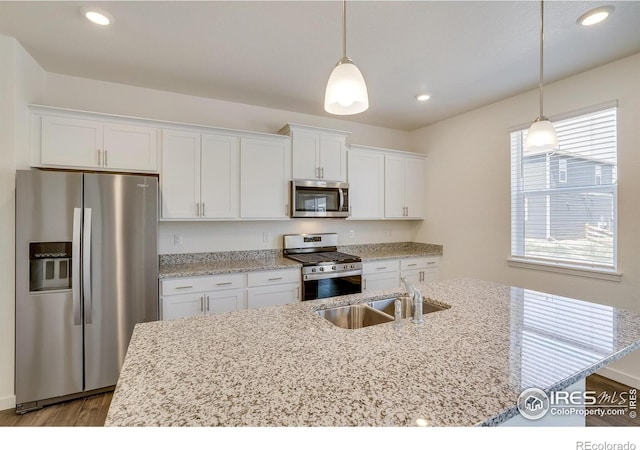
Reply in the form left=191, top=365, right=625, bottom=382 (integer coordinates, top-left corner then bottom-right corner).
left=292, top=180, right=349, bottom=218
left=302, top=272, right=362, bottom=301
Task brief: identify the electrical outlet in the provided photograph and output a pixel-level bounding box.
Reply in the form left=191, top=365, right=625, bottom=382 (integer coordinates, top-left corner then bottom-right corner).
left=349, top=229, right=355, bottom=239
left=173, top=234, right=182, bottom=246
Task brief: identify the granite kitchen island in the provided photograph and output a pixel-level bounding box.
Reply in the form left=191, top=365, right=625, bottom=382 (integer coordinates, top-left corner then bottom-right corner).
left=105, top=279, right=640, bottom=426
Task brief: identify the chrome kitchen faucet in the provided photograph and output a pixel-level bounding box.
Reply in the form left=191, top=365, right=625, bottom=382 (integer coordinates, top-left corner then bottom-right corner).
left=401, top=277, right=424, bottom=325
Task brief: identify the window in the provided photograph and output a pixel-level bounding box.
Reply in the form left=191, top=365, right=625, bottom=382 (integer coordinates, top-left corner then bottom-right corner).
left=510, top=106, right=617, bottom=270
left=558, top=159, right=567, bottom=183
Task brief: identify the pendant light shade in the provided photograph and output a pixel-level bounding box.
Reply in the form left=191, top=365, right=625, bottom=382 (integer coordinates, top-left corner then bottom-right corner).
left=525, top=117, right=558, bottom=151
left=325, top=57, right=369, bottom=115
left=525, top=0, right=557, bottom=152
left=324, top=1, right=369, bottom=115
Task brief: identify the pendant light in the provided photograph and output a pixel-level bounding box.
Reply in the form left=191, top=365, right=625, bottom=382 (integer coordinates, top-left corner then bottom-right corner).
left=324, top=0, right=369, bottom=115
left=525, top=0, right=558, bottom=152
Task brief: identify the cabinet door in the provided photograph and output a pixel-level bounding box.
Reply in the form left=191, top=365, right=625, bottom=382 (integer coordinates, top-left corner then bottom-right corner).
left=384, top=155, right=406, bottom=218
left=162, top=292, right=204, bottom=320
left=103, top=123, right=159, bottom=172
left=291, top=131, right=319, bottom=180
left=247, top=283, right=300, bottom=309
left=200, top=133, right=240, bottom=218
left=348, top=149, right=384, bottom=219
left=205, top=289, right=245, bottom=315
left=363, top=273, right=400, bottom=292
left=161, top=129, right=201, bottom=219
left=404, top=157, right=425, bottom=219
left=318, top=135, right=346, bottom=182
left=240, top=138, right=291, bottom=219
left=41, top=116, right=102, bottom=168
left=400, top=269, right=422, bottom=286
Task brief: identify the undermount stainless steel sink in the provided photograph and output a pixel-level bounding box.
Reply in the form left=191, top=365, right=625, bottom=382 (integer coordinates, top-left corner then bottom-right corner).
left=317, top=297, right=449, bottom=329
left=316, top=304, right=394, bottom=329
left=368, top=296, right=448, bottom=318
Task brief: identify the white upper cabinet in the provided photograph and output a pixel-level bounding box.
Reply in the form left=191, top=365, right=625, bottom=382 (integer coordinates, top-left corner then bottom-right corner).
left=41, top=116, right=103, bottom=168
left=161, top=129, right=202, bottom=219
left=200, top=133, right=240, bottom=219
left=280, top=124, right=349, bottom=182
left=348, top=145, right=385, bottom=219
left=384, top=153, right=425, bottom=219
left=240, top=136, right=291, bottom=219
left=102, top=123, right=159, bottom=172
left=33, top=107, right=159, bottom=173
left=161, top=129, right=240, bottom=220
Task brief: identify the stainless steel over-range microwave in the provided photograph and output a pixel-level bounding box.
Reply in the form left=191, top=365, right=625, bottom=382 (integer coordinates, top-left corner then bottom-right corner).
left=291, top=179, right=350, bottom=218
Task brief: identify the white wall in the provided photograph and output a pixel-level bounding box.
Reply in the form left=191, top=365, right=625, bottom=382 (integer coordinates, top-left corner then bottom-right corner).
left=0, top=35, right=46, bottom=410
left=44, top=73, right=411, bottom=150
left=410, top=52, right=640, bottom=387
left=160, top=220, right=417, bottom=254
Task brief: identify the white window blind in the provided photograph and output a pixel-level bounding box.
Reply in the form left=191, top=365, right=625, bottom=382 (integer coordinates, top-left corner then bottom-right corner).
left=511, top=107, right=617, bottom=269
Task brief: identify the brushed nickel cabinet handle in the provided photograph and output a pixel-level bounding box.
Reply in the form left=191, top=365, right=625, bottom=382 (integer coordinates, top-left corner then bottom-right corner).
left=268, top=277, right=283, bottom=281
left=216, top=282, right=233, bottom=286
left=175, top=285, right=193, bottom=290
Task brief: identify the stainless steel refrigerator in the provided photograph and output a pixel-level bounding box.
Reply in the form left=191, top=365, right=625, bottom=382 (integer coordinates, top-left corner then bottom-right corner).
left=15, top=169, right=158, bottom=413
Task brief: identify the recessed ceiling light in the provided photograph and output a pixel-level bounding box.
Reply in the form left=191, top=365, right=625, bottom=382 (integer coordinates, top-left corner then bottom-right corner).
left=81, top=7, right=113, bottom=26
left=415, top=94, right=431, bottom=102
left=577, top=5, right=614, bottom=26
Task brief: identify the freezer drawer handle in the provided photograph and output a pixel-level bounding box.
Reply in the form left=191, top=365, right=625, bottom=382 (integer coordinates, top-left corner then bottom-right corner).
left=83, top=208, right=93, bottom=324
left=72, top=208, right=82, bottom=326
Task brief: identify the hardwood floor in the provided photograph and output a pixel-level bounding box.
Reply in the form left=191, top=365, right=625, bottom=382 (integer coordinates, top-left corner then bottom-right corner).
left=0, top=391, right=112, bottom=427
left=586, top=374, right=639, bottom=427
left=0, top=375, right=637, bottom=426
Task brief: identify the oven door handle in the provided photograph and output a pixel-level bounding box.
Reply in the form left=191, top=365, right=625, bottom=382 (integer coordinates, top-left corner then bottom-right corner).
left=303, top=269, right=362, bottom=281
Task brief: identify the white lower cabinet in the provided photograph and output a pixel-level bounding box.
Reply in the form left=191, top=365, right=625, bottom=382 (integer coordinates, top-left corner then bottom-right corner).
left=161, top=273, right=246, bottom=320
left=247, top=268, right=301, bottom=309
left=160, top=268, right=300, bottom=320
left=362, top=260, right=400, bottom=292
left=400, top=257, right=441, bottom=285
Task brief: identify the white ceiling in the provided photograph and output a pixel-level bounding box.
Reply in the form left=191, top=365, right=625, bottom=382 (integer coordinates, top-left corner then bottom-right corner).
left=1, top=1, right=640, bottom=131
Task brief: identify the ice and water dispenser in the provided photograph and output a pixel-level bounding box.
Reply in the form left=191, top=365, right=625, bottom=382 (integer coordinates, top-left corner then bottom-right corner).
left=29, top=242, right=72, bottom=292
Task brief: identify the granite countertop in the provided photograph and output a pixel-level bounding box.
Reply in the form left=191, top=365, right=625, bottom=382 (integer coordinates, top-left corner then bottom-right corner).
left=105, top=278, right=640, bottom=427
left=159, top=257, right=301, bottom=279
left=158, top=242, right=442, bottom=278
left=340, top=242, right=443, bottom=261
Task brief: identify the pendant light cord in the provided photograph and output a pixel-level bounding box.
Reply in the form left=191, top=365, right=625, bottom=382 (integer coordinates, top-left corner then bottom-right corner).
left=539, top=0, right=545, bottom=118
left=342, top=0, right=347, bottom=59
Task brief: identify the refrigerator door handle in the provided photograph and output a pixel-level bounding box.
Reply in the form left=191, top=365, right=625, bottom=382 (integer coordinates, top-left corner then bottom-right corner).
left=72, top=208, right=82, bottom=326
left=83, top=208, right=93, bottom=324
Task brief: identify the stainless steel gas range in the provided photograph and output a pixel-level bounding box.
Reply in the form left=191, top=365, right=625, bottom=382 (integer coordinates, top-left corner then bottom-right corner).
left=283, top=233, right=362, bottom=301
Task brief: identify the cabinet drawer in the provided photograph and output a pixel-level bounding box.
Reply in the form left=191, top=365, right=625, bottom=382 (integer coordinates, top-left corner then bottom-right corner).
left=400, top=256, right=440, bottom=271
left=247, top=269, right=300, bottom=287
left=362, top=259, right=400, bottom=275
left=161, top=274, right=244, bottom=295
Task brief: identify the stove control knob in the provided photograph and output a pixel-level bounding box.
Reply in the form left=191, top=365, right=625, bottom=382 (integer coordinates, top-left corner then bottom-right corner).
left=343, top=265, right=348, bottom=270
left=332, top=266, right=336, bottom=271
left=319, top=267, right=324, bottom=272
left=350, top=264, right=354, bottom=269
left=311, top=268, right=316, bottom=273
